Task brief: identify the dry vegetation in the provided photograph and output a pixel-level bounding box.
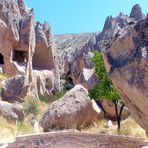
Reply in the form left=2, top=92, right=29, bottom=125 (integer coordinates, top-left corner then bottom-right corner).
left=83, top=117, right=147, bottom=139
left=0, top=96, right=50, bottom=143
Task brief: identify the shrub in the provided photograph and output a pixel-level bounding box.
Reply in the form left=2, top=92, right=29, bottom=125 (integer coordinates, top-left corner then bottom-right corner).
left=24, top=96, right=39, bottom=116
left=54, top=91, right=66, bottom=100
left=38, top=95, right=49, bottom=103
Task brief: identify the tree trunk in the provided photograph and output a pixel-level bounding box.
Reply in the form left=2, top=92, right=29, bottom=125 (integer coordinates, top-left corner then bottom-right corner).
left=114, top=101, right=125, bottom=134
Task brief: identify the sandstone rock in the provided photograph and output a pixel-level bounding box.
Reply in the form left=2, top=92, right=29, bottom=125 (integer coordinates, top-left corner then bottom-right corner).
left=41, top=85, right=101, bottom=132
left=32, top=21, right=61, bottom=93
left=0, top=101, right=24, bottom=122
left=98, top=100, right=130, bottom=120
left=17, top=0, right=29, bottom=17
left=31, top=70, right=55, bottom=100
left=1, top=75, right=29, bottom=103
left=101, top=10, right=148, bottom=132
left=0, top=0, right=60, bottom=100
left=6, top=131, right=148, bottom=148
left=55, top=33, right=99, bottom=90
left=99, top=12, right=135, bottom=43
left=130, top=4, right=145, bottom=21
left=33, top=22, right=55, bottom=70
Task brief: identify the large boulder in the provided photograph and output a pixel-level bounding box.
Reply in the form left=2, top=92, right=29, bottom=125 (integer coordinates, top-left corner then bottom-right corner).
left=101, top=6, right=148, bottom=132
left=41, top=85, right=101, bottom=132
left=1, top=75, right=29, bottom=103
left=0, top=101, right=24, bottom=122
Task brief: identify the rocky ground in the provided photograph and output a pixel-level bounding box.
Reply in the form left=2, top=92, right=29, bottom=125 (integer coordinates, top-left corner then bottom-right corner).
left=0, top=0, right=148, bottom=148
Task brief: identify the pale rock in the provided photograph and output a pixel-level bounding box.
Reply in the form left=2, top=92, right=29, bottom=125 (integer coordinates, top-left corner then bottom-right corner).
left=41, top=85, right=101, bottom=132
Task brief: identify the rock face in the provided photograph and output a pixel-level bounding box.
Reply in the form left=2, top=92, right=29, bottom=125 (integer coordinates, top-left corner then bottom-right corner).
left=0, top=101, right=24, bottom=122
left=0, top=0, right=60, bottom=100
left=1, top=75, right=29, bottom=103
left=97, top=100, right=130, bottom=120
left=130, top=4, right=145, bottom=21
left=101, top=5, right=148, bottom=132
left=41, top=85, right=101, bottom=132
left=6, top=131, right=148, bottom=148
left=0, top=0, right=35, bottom=75
left=55, top=33, right=99, bottom=90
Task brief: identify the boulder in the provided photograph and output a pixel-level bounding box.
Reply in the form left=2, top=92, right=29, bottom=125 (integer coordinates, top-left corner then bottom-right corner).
left=1, top=75, right=29, bottom=103
left=101, top=7, right=148, bottom=132
left=41, top=85, right=101, bottom=132
left=0, top=101, right=24, bottom=122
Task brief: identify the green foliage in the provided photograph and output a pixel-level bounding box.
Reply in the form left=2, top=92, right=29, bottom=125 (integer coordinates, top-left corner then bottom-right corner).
left=38, top=94, right=49, bottom=103
left=64, top=83, right=74, bottom=91
left=54, top=91, right=66, bottom=100
left=24, top=96, right=39, bottom=116
left=89, top=51, right=120, bottom=102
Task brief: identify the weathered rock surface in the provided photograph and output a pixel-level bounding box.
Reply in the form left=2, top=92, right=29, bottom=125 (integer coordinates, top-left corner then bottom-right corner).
left=96, top=100, right=130, bottom=120
left=0, top=101, right=24, bottom=122
left=0, top=0, right=60, bottom=100
left=1, top=75, right=29, bottom=103
left=6, top=131, right=148, bottom=148
left=55, top=33, right=99, bottom=90
left=41, top=85, right=101, bottom=131
left=31, top=70, right=55, bottom=100
left=130, top=4, right=145, bottom=21
left=101, top=5, right=148, bottom=132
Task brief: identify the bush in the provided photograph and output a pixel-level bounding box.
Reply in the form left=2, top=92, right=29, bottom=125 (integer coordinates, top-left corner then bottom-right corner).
left=54, top=91, right=66, bottom=100
left=38, top=95, right=49, bottom=103
left=24, top=96, right=39, bottom=116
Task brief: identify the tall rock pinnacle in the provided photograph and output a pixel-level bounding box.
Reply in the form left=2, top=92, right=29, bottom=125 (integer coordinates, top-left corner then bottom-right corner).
left=130, top=4, right=144, bottom=21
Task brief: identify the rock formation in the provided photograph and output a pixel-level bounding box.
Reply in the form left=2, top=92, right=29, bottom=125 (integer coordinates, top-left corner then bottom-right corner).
left=0, top=101, right=24, bottom=122
left=41, top=85, right=101, bottom=132
left=55, top=33, right=99, bottom=90
left=96, top=100, right=130, bottom=120
left=1, top=75, right=29, bottom=103
left=130, top=4, right=145, bottom=21
left=6, top=131, right=148, bottom=148
left=0, top=0, right=60, bottom=101
left=100, top=5, right=148, bottom=133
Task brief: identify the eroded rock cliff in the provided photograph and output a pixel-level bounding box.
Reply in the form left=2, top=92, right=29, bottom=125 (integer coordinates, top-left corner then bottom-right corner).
left=101, top=4, right=148, bottom=133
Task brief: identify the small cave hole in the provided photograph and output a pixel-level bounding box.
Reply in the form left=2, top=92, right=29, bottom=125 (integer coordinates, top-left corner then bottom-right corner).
left=0, top=53, right=4, bottom=65
left=12, top=50, right=28, bottom=63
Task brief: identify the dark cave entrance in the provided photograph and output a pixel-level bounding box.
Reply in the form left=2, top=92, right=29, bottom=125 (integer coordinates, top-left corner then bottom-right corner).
left=12, top=50, right=28, bottom=63
left=0, top=53, right=4, bottom=65
left=64, top=70, right=74, bottom=91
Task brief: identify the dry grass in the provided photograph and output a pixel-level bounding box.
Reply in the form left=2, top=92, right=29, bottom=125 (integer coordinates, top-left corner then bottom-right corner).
left=0, top=96, right=50, bottom=142
left=83, top=117, right=147, bottom=139
left=0, top=94, right=147, bottom=142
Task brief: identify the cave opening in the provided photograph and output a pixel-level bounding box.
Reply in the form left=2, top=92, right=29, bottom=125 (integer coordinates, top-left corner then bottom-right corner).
left=64, top=70, right=74, bottom=91
left=12, top=50, right=27, bottom=63
left=0, top=53, right=4, bottom=65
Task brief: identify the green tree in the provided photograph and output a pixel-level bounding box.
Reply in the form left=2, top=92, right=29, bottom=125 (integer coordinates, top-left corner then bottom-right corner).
left=89, top=51, right=125, bottom=132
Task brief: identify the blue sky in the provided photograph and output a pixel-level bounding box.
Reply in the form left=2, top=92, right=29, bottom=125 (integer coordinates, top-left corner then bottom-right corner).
left=25, top=0, right=147, bottom=34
